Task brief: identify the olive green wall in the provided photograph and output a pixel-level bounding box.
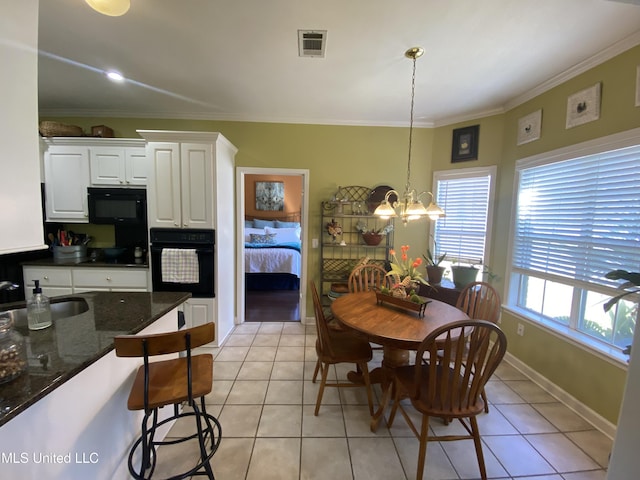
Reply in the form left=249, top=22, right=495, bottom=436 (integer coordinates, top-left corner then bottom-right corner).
left=496, top=45, right=640, bottom=425
left=42, top=117, right=436, bottom=315
left=41, top=43, right=639, bottom=425
left=431, top=44, right=639, bottom=426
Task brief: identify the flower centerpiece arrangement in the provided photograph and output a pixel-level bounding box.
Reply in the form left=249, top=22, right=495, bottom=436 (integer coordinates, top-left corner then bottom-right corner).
left=380, top=245, right=428, bottom=301
left=376, top=245, right=431, bottom=316
left=355, top=221, right=394, bottom=246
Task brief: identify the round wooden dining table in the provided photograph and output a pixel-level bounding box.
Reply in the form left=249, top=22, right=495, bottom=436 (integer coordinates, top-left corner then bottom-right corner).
left=330, top=290, right=470, bottom=431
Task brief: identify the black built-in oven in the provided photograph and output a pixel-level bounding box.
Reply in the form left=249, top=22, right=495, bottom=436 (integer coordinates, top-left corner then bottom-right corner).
left=149, top=228, right=215, bottom=298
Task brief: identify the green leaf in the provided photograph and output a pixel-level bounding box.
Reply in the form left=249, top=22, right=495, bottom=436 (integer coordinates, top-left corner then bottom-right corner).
left=605, top=270, right=640, bottom=286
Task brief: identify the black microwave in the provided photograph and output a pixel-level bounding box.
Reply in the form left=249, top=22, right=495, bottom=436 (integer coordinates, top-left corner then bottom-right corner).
left=88, top=187, right=147, bottom=225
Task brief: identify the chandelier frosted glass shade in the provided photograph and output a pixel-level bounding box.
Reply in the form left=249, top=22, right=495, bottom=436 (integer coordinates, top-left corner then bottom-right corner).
left=374, top=189, right=444, bottom=225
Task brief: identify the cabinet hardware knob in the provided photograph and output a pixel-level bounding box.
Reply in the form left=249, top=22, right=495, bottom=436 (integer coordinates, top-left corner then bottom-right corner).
left=106, top=277, right=112, bottom=281
left=44, top=276, right=49, bottom=280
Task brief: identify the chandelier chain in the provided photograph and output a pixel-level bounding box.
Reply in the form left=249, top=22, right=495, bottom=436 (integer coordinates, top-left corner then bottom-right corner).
left=405, top=54, right=417, bottom=194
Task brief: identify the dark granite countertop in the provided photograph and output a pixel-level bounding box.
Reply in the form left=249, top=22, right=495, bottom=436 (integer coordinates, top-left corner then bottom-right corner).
left=0, top=291, right=190, bottom=427
left=21, top=257, right=149, bottom=268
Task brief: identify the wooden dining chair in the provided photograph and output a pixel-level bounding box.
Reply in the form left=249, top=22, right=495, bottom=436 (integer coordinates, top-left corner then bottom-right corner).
left=114, top=323, right=222, bottom=480
left=387, top=320, right=507, bottom=480
left=456, top=281, right=501, bottom=324
left=456, top=281, right=501, bottom=412
left=348, top=263, right=390, bottom=355
left=348, top=263, right=390, bottom=293
left=310, top=281, right=375, bottom=416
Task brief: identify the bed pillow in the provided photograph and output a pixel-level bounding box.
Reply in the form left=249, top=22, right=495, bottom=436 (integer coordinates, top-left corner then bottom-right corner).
left=249, top=232, right=277, bottom=244
left=266, top=226, right=301, bottom=243
left=244, top=220, right=254, bottom=228
left=253, top=218, right=276, bottom=228
left=275, top=220, right=300, bottom=229
left=244, top=227, right=266, bottom=242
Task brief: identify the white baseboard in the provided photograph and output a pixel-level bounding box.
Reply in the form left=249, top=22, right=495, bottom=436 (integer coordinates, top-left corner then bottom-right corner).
left=504, top=351, right=616, bottom=440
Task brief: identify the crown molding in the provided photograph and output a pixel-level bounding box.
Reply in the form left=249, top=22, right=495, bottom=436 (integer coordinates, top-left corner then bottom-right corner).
left=504, top=29, right=640, bottom=112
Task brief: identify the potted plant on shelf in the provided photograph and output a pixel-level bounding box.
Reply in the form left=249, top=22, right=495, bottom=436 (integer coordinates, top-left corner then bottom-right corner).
left=423, top=243, right=447, bottom=285
left=603, top=269, right=640, bottom=359
left=450, top=261, right=499, bottom=289
left=326, top=219, right=342, bottom=244
left=355, top=221, right=393, bottom=246
left=451, top=263, right=479, bottom=289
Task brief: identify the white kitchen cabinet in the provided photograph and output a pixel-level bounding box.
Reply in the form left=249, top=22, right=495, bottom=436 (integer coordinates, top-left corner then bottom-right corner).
left=72, top=268, right=149, bottom=292
left=138, top=130, right=237, bottom=346
left=23, top=266, right=73, bottom=298
left=140, top=132, right=237, bottom=230
left=43, top=144, right=90, bottom=222
left=23, top=265, right=149, bottom=297
left=0, top=2, right=44, bottom=255
left=182, top=298, right=215, bottom=329
left=42, top=138, right=148, bottom=223
left=89, top=140, right=147, bottom=186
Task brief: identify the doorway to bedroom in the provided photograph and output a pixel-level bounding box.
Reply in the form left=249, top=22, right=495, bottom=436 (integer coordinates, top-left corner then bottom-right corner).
left=236, top=167, right=309, bottom=324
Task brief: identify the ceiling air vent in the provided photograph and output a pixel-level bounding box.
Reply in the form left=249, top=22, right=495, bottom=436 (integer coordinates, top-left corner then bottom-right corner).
left=298, top=30, right=327, bottom=58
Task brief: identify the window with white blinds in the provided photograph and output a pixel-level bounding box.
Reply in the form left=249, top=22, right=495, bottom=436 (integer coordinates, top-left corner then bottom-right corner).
left=508, top=130, right=640, bottom=357
left=513, top=144, right=640, bottom=288
left=433, top=167, right=496, bottom=264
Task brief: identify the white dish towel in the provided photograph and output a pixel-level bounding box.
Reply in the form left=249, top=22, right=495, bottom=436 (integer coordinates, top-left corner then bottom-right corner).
left=161, top=248, right=200, bottom=284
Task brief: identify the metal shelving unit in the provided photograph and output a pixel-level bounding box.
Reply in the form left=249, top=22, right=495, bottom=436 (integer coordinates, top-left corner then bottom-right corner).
left=320, top=186, right=394, bottom=307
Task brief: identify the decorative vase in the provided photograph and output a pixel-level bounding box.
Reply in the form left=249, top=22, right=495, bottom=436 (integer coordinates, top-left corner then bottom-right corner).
left=361, top=232, right=383, bottom=246
left=426, top=265, right=445, bottom=284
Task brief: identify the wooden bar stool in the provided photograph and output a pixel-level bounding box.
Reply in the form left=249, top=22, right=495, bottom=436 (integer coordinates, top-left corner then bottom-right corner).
left=114, top=323, right=221, bottom=479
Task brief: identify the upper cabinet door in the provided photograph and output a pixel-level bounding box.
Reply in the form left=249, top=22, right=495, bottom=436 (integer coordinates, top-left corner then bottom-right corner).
left=44, top=146, right=90, bottom=222
left=180, top=142, right=214, bottom=229
left=146, top=142, right=181, bottom=228
left=89, top=147, right=126, bottom=185
left=90, top=146, right=147, bottom=186
left=125, top=148, right=148, bottom=186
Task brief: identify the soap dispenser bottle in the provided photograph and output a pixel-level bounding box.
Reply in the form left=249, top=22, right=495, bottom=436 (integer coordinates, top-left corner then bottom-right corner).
left=27, top=280, right=52, bottom=330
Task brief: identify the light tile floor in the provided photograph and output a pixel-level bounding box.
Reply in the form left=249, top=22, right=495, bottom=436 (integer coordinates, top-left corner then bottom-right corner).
left=153, top=321, right=612, bottom=479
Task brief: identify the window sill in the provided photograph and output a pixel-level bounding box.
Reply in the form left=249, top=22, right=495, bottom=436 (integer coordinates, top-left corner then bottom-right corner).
left=503, top=305, right=630, bottom=368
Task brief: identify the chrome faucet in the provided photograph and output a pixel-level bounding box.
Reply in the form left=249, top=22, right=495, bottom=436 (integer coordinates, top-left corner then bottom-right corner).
left=0, top=281, right=19, bottom=291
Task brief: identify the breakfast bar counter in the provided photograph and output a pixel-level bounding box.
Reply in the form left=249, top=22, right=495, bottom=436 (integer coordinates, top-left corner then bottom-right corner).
left=0, top=291, right=190, bottom=427
left=0, top=291, right=192, bottom=480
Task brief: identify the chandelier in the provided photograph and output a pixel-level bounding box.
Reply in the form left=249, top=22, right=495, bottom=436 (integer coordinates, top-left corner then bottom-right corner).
left=374, top=47, right=445, bottom=225
left=85, top=0, right=130, bottom=16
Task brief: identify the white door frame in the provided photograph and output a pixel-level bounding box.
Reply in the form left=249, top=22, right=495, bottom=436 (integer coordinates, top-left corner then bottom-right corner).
left=235, top=167, right=310, bottom=325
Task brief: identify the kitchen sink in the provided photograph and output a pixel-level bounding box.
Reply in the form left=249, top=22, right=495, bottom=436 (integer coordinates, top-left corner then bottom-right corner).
left=0, top=297, right=89, bottom=324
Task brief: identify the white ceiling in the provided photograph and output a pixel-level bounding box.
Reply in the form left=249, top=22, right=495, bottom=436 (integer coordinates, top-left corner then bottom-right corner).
left=37, top=0, right=640, bottom=127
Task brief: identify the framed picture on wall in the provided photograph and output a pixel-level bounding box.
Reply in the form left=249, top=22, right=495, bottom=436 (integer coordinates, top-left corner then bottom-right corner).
left=451, top=125, right=479, bottom=162
left=566, top=82, right=601, bottom=129
left=517, top=109, right=542, bottom=145
left=256, top=181, right=284, bottom=211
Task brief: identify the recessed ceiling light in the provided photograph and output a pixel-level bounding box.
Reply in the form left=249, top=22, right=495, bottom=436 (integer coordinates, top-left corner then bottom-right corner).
left=106, top=71, right=124, bottom=82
